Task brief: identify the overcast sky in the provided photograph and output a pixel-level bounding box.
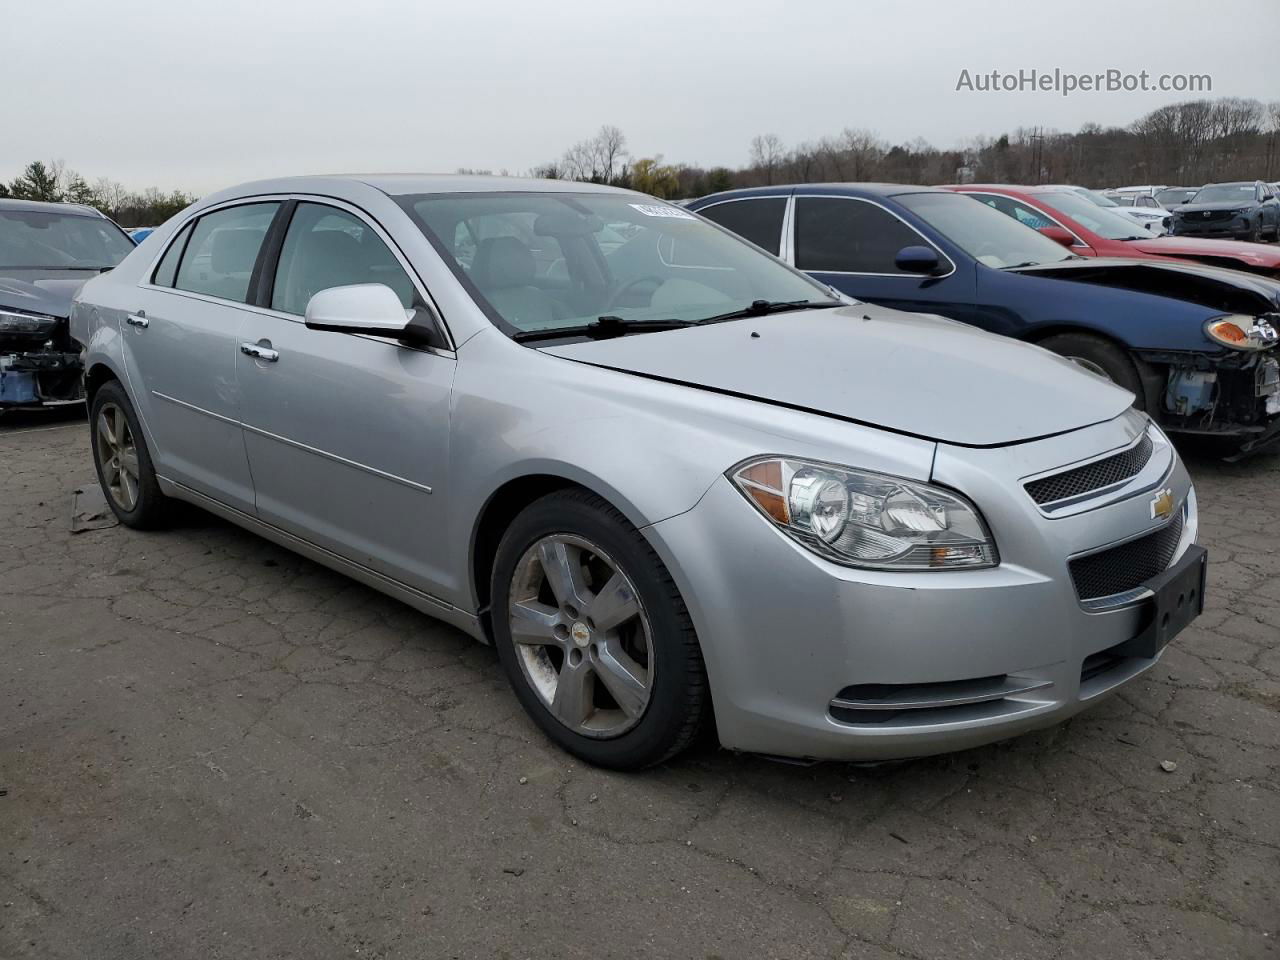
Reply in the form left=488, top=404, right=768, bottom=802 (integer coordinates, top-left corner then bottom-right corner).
left=7, top=0, right=1277, bottom=194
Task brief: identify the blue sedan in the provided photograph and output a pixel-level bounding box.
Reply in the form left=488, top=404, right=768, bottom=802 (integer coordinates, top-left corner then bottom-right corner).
left=688, top=185, right=1280, bottom=452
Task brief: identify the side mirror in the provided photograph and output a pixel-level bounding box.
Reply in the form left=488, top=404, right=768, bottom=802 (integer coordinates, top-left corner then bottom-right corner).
left=304, top=283, right=423, bottom=341
left=1038, top=225, right=1077, bottom=248
left=894, top=245, right=943, bottom=275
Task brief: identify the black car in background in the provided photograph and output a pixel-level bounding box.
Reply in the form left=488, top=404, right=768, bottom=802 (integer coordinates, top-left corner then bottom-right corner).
left=0, top=200, right=135, bottom=408
left=1170, top=181, right=1280, bottom=242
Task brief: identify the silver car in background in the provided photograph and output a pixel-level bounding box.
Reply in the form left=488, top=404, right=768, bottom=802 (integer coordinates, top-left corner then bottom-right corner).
left=71, top=176, right=1206, bottom=769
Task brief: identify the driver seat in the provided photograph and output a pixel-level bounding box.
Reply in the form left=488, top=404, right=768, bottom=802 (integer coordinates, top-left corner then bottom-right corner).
left=471, top=237, right=558, bottom=328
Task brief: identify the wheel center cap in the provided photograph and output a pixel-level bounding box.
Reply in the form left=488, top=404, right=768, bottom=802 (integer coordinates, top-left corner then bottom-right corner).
left=570, top=621, right=591, bottom=647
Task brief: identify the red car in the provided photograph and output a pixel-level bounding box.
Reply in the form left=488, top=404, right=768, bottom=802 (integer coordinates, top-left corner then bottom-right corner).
left=943, top=184, right=1280, bottom=279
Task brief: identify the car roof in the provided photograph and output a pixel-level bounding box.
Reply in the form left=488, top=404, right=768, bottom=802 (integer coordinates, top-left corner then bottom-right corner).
left=210, top=173, right=639, bottom=200
left=0, top=198, right=106, bottom=218
left=691, top=183, right=945, bottom=204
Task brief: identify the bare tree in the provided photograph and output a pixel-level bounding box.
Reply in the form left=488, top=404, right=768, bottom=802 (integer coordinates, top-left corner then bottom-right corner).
left=749, top=134, right=785, bottom=184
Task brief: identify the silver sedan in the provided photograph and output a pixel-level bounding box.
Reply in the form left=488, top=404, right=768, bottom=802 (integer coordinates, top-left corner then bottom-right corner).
left=71, top=175, right=1206, bottom=769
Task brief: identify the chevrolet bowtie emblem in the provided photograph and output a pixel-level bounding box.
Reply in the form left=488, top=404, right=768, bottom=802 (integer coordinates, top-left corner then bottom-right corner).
left=1150, top=488, right=1175, bottom=520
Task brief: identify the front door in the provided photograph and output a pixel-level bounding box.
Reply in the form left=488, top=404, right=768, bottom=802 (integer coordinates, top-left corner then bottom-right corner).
left=121, top=201, right=280, bottom=512
left=235, top=200, right=456, bottom=596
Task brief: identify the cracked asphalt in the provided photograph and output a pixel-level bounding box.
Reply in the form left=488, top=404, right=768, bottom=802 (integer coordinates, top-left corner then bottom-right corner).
left=1, top=409, right=1277, bottom=960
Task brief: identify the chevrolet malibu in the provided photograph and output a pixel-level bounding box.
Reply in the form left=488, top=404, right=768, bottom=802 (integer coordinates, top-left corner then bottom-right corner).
left=71, top=176, right=1206, bottom=770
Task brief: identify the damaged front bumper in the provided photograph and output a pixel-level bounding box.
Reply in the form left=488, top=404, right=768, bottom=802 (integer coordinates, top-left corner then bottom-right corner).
left=0, top=312, right=85, bottom=408
left=1144, top=348, right=1280, bottom=452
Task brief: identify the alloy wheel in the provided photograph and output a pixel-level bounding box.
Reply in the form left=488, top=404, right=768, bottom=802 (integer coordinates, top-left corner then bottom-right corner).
left=95, top=402, right=140, bottom=511
left=507, top=534, right=654, bottom=738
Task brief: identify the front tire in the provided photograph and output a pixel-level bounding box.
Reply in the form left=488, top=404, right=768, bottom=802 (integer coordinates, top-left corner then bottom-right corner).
left=90, top=380, right=170, bottom=529
left=491, top=490, right=708, bottom=770
left=1038, top=333, right=1145, bottom=410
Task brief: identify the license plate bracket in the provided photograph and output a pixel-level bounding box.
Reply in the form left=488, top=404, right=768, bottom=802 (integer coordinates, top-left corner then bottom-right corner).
left=1113, top=545, right=1208, bottom=659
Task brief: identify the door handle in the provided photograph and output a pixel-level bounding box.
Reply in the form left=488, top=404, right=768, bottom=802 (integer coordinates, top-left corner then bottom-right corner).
left=126, top=313, right=149, bottom=329
left=240, top=341, right=279, bottom=362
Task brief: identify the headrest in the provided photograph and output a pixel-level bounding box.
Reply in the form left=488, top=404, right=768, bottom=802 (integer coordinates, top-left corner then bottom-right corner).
left=472, top=236, right=535, bottom=289
left=210, top=227, right=265, bottom=274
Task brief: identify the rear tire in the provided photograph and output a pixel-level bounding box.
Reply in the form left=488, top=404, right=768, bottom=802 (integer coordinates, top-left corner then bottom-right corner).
left=1038, top=333, right=1145, bottom=410
left=490, top=489, right=708, bottom=770
left=90, top=380, right=170, bottom=529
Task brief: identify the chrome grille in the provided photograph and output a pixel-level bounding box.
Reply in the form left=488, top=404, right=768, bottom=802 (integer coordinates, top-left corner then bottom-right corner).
left=1069, top=511, right=1184, bottom=602
left=1026, top=433, right=1154, bottom=506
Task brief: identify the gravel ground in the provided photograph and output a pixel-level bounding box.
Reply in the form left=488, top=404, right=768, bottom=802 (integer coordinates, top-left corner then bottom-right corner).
left=1, top=409, right=1277, bottom=960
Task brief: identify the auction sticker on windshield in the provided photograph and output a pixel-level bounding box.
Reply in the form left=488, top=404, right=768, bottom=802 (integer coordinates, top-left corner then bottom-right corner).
left=629, top=203, right=697, bottom=220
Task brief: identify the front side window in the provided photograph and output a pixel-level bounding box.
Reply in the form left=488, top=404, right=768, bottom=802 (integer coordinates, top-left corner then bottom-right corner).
left=173, top=203, right=279, bottom=303
left=793, top=197, right=929, bottom=274
left=699, top=198, right=787, bottom=255
left=401, top=192, right=831, bottom=337
left=0, top=209, right=134, bottom=270
left=971, top=194, right=1055, bottom=230
left=271, top=204, right=415, bottom=315
left=899, top=191, right=1076, bottom=269
left=1035, top=191, right=1149, bottom=240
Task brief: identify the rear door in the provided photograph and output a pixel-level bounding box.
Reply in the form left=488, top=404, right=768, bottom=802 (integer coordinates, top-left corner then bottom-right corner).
left=235, top=199, right=456, bottom=596
left=122, top=200, right=281, bottom=511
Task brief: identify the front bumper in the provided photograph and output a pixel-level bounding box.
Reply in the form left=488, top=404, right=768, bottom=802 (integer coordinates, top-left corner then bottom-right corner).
left=647, top=411, right=1197, bottom=761
left=0, top=349, right=84, bottom=407
left=1171, top=217, right=1252, bottom=239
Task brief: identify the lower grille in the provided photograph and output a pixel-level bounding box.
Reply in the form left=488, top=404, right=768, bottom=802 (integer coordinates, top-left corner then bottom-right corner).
left=1026, top=433, right=1154, bottom=506
left=1069, top=511, right=1184, bottom=602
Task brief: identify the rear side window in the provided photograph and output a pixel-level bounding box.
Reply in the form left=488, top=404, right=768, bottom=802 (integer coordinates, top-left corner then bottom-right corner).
left=699, top=198, right=787, bottom=255
left=794, top=197, right=925, bottom=274
left=173, top=203, right=280, bottom=303
left=270, top=203, right=415, bottom=316
left=972, top=194, right=1054, bottom=230
left=151, top=223, right=192, bottom=287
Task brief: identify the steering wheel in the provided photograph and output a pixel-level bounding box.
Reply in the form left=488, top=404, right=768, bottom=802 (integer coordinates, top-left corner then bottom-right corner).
left=606, top=275, right=666, bottom=310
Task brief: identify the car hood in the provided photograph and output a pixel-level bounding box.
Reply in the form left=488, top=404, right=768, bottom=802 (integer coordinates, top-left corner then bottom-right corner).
left=0, top=274, right=92, bottom=319
left=1127, top=236, right=1280, bottom=267
left=539, top=305, right=1133, bottom=447
left=1012, top=257, right=1280, bottom=312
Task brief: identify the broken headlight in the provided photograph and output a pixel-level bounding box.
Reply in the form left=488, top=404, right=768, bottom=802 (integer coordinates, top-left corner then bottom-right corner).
left=0, top=308, right=59, bottom=338
left=1205, top=315, right=1279, bottom=351
left=730, top=457, right=998, bottom=570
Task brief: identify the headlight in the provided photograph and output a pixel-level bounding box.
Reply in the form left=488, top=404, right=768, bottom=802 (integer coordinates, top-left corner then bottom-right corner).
left=730, top=457, right=999, bottom=570
left=0, top=308, right=59, bottom=337
left=1205, top=315, right=1279, bottom=351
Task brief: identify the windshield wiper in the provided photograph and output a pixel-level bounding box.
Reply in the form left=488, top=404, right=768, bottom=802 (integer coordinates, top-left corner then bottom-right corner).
left=511, top=315, right=696, bottom=344
left=694, top=299, right=842, bottom=325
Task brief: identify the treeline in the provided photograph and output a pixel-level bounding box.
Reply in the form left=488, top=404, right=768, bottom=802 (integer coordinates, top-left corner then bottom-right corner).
left=5, top=96, right=1278, bottom=217
left=0, top=160, right=196, bottom=227
left=525, top=97, right=1280, bottom=198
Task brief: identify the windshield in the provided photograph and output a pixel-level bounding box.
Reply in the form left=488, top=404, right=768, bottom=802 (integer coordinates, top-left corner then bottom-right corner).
left=1191, top=184, right=1255, bottom=205
left=1155, top=188, right=1197, bottom=207
left=0, top=209, right=134, bottom=269
left=1037, top=192, right=1149, bottom=240
left=897, top=192, right=1075, bottom=268
left=402, top=192, right=834, bottom=337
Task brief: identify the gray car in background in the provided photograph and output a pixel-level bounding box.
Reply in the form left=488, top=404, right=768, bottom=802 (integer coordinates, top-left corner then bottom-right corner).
left=71, top=176, right=1205, bottom=769
left=1, top=199, right=135, bottom=407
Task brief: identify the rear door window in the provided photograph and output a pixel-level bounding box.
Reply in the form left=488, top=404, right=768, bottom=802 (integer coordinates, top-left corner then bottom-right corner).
left=699, top=198, right=787, bottom=255
left=173, top=203, right=280, bottom=303
left=151, top=222, right=192, bottom=287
